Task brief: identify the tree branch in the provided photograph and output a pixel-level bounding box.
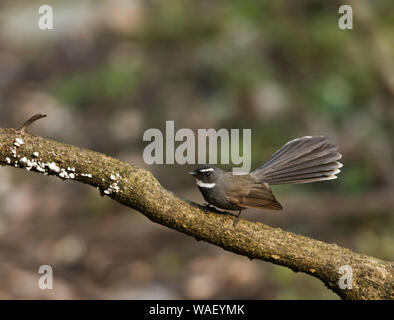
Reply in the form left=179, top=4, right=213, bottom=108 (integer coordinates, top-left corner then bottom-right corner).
left=0, top=120, right=392, bottom=300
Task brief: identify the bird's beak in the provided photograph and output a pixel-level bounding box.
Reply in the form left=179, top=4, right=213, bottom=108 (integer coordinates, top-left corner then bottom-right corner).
left=189, top=171, right=197, bottom=176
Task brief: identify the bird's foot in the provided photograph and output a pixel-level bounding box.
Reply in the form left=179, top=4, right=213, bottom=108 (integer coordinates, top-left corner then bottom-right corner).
left=202, top=203, right=214, bottom=213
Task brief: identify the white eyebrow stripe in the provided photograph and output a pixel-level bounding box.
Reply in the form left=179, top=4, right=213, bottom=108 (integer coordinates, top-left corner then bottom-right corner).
left=196, top=179, right=216, bottom=188
left=199, top=168, right=215, bottom=172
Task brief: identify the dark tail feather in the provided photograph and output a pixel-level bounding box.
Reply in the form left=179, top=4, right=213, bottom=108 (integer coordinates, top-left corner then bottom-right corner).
left=251, top=136, right=342, bottom=185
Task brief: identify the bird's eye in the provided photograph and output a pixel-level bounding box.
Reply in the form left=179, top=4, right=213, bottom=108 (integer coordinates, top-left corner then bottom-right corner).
left=205, top=172, right=211, bottom=177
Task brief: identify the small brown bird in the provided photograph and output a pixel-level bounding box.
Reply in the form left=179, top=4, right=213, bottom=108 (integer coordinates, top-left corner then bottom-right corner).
left=190, top=136, right=342, bottom=224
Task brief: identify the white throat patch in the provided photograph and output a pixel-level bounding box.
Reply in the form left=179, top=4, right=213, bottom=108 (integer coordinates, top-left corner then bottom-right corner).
left=196, top=179, right=216, bottom=188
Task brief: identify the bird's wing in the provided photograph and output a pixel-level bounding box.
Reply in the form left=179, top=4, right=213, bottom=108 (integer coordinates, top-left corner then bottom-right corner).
left=224, top=175, right=283, bottom=210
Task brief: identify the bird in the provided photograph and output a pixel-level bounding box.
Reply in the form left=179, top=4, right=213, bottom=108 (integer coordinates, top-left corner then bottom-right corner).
left=189, top=136, right=342, bottom=225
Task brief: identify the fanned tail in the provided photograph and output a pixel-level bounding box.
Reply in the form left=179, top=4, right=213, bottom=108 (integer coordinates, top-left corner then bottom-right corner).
left=251, top=136, right=342, bottom=185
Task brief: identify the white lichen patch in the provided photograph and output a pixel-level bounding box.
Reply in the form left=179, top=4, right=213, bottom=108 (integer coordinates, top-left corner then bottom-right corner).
left=6, top=147, right=124, bottom=194
left=81, top=173, right=92, bottom=178
left=111, top=183, right=120, bottom=191
left=102, top=170, right=124, bottom=196
left=11, top=152, right=82, bottom=181
left=10, top=138, right=26, bottom=160
left=48, top=162, right=60, bottom=173
left=59, top=168, right=68, bottom=179
left=103, top=178, right=122, bottom=196
left=36, top=165, right=46, bottom=173
left=14, top=138, right=24, bottom=147
left=56, top=167, right=77, bottom=180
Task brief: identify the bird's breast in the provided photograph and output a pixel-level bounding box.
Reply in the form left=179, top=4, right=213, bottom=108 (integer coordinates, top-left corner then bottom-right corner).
left=197, top=184, right=243, bottom=211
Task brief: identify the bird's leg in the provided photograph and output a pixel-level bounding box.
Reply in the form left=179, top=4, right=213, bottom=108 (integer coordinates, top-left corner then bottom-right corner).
left=233, top=210, right=242, bottom=226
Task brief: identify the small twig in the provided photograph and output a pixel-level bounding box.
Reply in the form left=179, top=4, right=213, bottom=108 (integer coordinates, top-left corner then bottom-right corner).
left=17, top=114, right=47, bottom=133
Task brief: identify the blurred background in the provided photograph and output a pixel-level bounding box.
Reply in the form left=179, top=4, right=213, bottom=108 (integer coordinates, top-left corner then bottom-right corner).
left=0, top=0, right=393, bottom=299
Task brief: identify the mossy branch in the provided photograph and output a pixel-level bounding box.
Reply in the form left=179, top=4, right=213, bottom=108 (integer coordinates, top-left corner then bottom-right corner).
left=0, top=117, right=392, bottom=300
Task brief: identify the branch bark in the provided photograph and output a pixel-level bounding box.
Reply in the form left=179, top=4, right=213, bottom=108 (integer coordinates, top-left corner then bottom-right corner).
left=0, top=123, right=392, bottom=300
